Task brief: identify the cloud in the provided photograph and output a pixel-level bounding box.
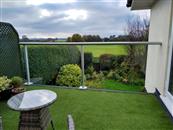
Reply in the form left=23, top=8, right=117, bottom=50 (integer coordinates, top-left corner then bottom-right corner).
left=26, top=0, right=77, bottom=6
left=1, top=0, right=150, bottom=38
left=40, top=9, right=52, bottom=18
left=63, top=9, right=88, bottom=21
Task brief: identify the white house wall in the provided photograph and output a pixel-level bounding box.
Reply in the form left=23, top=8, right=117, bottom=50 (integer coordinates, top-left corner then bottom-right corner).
left=145, top=0, right=173, bottom=94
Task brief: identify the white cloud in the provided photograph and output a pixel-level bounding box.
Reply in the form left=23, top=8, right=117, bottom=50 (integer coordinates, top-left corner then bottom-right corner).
left=63, top=9, right=88, bottom=21
left=21, top=32, right=73, bottom=38
left=40, top=9, right=52, bottom=18
left=132, top=10, right=150, bottom=19
left=26, top=0, right=77, bottom=6
left=117, top=0, right=127, bottom=7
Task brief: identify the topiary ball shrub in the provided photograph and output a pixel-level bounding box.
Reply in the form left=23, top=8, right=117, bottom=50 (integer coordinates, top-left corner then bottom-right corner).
left=56, top=64, right=82, bottom=87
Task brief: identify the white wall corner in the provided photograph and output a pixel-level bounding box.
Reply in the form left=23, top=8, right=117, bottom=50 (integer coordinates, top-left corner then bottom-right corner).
left=145, top=85, right=155, bottom=93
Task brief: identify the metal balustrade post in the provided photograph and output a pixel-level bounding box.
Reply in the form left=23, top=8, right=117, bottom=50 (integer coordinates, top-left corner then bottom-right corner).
left=24, top=45, right=33, bottom=85
left=79, top=45, right=87, bottom=90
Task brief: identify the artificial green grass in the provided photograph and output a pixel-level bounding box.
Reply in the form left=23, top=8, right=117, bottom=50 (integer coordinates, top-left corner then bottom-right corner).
left=0, top=86, right=173, bottom=130
left=80, top=45, right=127, bottom=57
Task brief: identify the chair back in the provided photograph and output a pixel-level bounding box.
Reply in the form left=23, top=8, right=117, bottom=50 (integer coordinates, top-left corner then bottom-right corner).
left=67, top=114, right=75, bottom=130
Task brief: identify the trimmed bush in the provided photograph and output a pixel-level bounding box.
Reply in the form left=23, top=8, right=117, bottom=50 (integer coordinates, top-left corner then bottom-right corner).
left=99, top=54, right=113, bottom=70
left=56, top=64, right=82, bottom=87
left=11, top=76, right=23, bottom=88
left=84, top=53, right=93, bottom=69
left=100, top=54, right=126, bottom=70
left=111, top=55, right=127, bottom=69
left=21, top=45, right=80, bottom=84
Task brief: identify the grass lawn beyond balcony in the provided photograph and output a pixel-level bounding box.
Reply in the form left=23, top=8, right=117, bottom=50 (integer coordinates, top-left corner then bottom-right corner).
left=0, top=86, right=173, bottom=130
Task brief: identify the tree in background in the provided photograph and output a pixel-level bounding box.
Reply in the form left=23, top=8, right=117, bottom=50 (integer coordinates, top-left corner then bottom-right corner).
left=67, top=37, right=72, bottom=42
left=125, top=16, right=149, bottom=41
left=127, top=16, right=149, bottom=77
left=21, top=35, right=30, bottom=42
left=83, top=35, right=102, bottom=42
left=114, top=16, right=149, bottom=84
left=71, top=34, right=84, bottom=42
left=67, top=34, right=102, bottom=42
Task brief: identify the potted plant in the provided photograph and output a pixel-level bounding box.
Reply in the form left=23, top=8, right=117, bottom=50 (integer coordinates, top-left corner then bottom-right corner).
left=11, top=76, right=25, bottom=95
left=0, top=76, right=12, bottom=100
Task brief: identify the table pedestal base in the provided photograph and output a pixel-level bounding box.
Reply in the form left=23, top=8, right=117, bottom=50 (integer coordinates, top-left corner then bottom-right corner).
left=18, top=107, right=55, bottom=130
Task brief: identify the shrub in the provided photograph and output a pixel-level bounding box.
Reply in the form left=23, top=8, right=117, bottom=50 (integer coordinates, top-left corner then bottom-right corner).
left=84, top=53, right=93, bottom=69
left=111, top=60, right=144, bottom=85
left=99, top=54, right=114, bottom=70
left=85, top=65, right=94, bottom=75
left=85, top=80, right=102, bottom=88
left=106, top=70, right=115, bottom=79
left=85, top=65, right=95, bottom=80
left=56, top=64, right=82, bottom=87
left=99, top=54, right=127, bottom=71
left=111, top=55, right=127, bottom=69
left=11, top=76, right=23, bottom=88
left=92, top=71, right=104, bottom=81
left=85, top=71, right=104, bottom=88
left=0, top=76, right=11, bottom=92
left=21, top=45, right=80, bottom=84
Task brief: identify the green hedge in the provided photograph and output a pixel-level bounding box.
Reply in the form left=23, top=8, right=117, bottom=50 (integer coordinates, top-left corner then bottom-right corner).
left=22, top=45, right=80, bottom=84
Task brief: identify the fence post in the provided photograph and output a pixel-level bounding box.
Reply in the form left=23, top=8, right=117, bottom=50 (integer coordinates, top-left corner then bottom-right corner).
left=24, top=45, right=33, bottom=85
left=79, top=45, right=87, bottom=89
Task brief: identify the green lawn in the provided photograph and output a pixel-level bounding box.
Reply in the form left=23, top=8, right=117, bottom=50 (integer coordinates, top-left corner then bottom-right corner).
left=79, top=45, right=127, bottom=57
left=101, top=79, right=144, bottom=91
left=0, top=86, right=173, bottom=130
left=86, top=79, right=144, bottom=92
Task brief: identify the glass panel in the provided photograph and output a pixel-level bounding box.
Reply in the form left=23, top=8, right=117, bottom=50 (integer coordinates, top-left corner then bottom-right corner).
left=84, top=44, right=147, bottom=92
left=21, top=44, right=147, bottom=92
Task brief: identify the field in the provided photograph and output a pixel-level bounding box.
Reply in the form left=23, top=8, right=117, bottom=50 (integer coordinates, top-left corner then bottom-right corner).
left=79, top=45, right=127, bottom=57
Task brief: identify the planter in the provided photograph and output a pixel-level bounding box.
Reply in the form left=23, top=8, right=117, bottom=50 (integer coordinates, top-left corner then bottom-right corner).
left=11, top=87, right=25, bottom=95
left=0, top=87, right=13, bottom=100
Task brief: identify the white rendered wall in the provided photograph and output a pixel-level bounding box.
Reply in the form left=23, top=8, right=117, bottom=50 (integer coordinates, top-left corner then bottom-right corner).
left=145, top=0, right=173, bottom=94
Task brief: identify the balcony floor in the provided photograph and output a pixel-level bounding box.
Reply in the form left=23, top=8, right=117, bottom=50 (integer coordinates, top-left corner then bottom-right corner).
left=0, top=86, right=173, bottom=130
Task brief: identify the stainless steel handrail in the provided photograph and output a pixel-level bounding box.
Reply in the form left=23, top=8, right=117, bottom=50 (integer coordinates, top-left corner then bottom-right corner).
left=19, top=41, right=162, bottom=45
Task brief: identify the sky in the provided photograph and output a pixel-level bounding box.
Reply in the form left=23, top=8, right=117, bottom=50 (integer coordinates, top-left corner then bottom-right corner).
left=0, top=0, right=150, bottom=38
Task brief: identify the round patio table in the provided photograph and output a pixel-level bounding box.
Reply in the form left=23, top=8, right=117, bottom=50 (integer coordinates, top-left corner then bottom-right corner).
left=7, top=90, right=57, bottom=130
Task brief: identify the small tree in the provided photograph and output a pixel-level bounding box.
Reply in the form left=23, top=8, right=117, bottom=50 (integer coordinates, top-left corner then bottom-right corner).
left=67, top=37, right=72, bottom=42
left=125, top=16, right=149, bottom=72
left=116, top=16, right=150, bottom=83
left=71, top=34, right=84, bottom=42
